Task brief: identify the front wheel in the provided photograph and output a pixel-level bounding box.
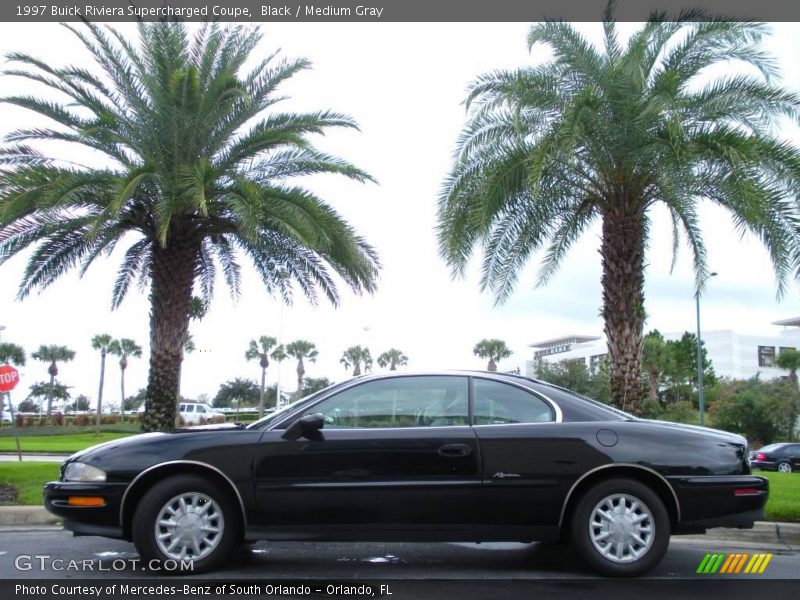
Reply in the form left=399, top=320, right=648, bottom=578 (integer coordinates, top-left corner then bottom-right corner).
left=571, top=478, right=670, bottom=577
left=777, top=461, right=793, bottom=473
left=132, top=474, right=238, bottom=573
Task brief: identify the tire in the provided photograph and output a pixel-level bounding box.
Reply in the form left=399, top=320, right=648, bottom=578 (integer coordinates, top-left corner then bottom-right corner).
left=132, top=474, right=238, bottom=574
left=570, top=478, right=670, bottom=577
left=777, top=461, right=793, bottom=473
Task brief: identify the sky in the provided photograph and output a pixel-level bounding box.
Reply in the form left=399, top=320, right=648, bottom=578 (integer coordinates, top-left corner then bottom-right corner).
left=2, top=21, right=800, bottom=408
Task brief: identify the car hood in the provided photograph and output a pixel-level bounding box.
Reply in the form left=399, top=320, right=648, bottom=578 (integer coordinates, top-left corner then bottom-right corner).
left=66, top=424, right=245, bottom=464
left=640, top=419, right=747, bottom=446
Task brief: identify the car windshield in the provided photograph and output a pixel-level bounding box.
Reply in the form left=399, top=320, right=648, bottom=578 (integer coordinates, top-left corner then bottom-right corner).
left=246, top=382, right=344, bottom=430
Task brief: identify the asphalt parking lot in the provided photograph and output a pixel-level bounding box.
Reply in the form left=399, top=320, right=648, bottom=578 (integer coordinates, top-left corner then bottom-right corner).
left=0, top=528, right=796, bottom=580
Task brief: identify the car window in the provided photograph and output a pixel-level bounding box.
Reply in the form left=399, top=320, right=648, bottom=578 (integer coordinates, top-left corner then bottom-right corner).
left=196, top=406, right=206, bottom=413
left=302, top=376, right=469, bottom=428
left=473, top=378, right=554, bottom=424
left=185, top=405, right=194, bottom=413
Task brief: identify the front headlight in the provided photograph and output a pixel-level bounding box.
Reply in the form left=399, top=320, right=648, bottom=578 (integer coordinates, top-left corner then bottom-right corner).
left=63, top=462, right=106, bottom=483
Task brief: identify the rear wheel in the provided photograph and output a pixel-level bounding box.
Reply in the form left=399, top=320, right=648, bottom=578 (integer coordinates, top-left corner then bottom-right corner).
left=777, top=461, right=792, bottom=473
left=571, top=478, right=670, bottom=577
left=132, top=474, right=238, bottom=573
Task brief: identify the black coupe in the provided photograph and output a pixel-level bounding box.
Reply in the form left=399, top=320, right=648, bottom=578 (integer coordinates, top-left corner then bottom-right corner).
left=44, top=372, right=767, bottom=577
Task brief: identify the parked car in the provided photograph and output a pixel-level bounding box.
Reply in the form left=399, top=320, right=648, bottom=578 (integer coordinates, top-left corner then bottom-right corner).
left=749, top=443, right=800, bottom=473
left=44, top=371, right=766, bottom=577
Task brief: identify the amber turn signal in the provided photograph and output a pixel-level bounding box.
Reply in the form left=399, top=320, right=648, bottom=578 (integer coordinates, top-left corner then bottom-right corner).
left=67, top=496, right=105, bottom=507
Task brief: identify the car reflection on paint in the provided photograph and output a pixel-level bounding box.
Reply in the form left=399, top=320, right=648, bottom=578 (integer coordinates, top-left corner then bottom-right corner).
left=44, top=371, right=767, bottom=577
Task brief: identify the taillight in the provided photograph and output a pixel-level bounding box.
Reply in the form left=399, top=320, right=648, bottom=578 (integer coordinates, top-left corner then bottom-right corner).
left=755, top=453, right=767, bottom=461
left=735, top=488, right=760, bottom=496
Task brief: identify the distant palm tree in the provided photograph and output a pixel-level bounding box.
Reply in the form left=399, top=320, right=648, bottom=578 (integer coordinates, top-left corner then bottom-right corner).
left=0, top=342, right=25, bottom=423
left=641, top=331, right=667, bottom=405
left=776, top=348, right=800, bottom=440
left=377, top=348, right=408, bottom=371
left=340, top=345, right=372, bottom=376
left=246, top=336, right=278, bottom=417
left=285, top=340, right=318, bottom=399
left=31, top=345, right=75, bottom=415
left=91, top=334, right=114, bottom=434
left=109, top=338, right=142, bottom=423
left=438, top=16, right=800, bottom=415
left=270, top=344, right=288, bottom=406
left=473, top=339, right=512, bottom=372
left=0, top=22, right=379, bottom=431
left=0, top=343, right=25, bottom=366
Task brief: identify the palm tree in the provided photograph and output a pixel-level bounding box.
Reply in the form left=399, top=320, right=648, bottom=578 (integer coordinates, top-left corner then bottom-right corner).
left=31, top=345, right=75, bottom=415
left=0, top=342, right=25, bottom=423
left=108, top=338, right=142, bottom=422
left=473, top=339, right=512, bottom=372
left=641, top=330, right=667, bottom=406
left=438, top=17, right=800, bottom=415
left=285, top=340, right=318, bottom=399
left=377, top=348, right=408, bottom=371
left=270, top=344, right=288, bottom=406
left=0, top=23, right=380, bottom=432
left=340, top=345, right=372, bottom=376
left=91, top=334, right=113, bottom=434
left=776, top=347, right=800, bottom=440
left=246, top=336, right=278, bottom=418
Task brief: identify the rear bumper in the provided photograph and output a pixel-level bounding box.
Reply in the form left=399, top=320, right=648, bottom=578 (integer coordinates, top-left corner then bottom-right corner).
left=749, top=460, right=776, bottom=471
left=44, top=481, right=127, bottom=539
left=668, top=475, right=768, bottom=533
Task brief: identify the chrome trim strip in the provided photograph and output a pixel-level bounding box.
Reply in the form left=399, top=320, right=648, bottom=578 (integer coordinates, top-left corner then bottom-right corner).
left=119, top=460, right=247, bottom=529
left=557, top=463, right=681, bottom=528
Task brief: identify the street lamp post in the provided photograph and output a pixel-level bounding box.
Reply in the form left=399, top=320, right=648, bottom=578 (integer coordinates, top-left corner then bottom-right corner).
left=695, top=272, right=717, bottom=426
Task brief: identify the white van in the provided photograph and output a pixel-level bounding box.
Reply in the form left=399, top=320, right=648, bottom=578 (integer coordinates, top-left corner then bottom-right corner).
left=178, top=402, right=224, bottom=425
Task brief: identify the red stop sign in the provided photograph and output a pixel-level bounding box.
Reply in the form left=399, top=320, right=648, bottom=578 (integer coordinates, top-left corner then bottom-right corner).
left=0, top=365, right=20, bottom=392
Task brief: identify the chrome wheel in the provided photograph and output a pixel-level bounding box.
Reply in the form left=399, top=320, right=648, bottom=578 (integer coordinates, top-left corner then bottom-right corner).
left=778, top=462, right=792, bottom=473
left=154, top=492, right=224, bottom=561
left=589, top=493, right=655, bottom=563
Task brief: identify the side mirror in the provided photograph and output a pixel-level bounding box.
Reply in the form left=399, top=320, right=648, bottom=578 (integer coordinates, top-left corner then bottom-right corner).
left=281, top=413, right=325, bottom=441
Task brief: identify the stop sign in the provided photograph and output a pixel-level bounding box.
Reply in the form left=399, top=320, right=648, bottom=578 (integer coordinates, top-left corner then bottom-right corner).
left=0, top=365, right=20, bottom=392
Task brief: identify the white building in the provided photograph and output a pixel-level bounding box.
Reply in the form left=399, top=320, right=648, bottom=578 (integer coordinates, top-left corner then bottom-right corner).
left=526, top=318, right=800, bottom=381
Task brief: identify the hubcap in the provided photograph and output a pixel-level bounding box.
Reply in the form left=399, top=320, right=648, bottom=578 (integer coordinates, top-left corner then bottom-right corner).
left=589, top=493, right=655, bottom=563
left=154, top=492, right=224, bottom=561
left=778, top=463, right=791, bottom=473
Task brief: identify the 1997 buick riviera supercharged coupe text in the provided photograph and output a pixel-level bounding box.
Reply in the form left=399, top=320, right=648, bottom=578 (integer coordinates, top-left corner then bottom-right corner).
left=44, top=372, right=767, bottom=577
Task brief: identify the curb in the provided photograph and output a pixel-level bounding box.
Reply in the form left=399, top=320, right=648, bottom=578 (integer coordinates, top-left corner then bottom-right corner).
left=678, top=522, right=799, bottom=547
left=0, top=506, right=60, bottom=526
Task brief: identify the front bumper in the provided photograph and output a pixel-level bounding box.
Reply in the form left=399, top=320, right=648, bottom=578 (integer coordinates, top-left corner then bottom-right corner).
left=668, top=475, right=768, bottom=533
left=43, top=481, right=127, bottom=539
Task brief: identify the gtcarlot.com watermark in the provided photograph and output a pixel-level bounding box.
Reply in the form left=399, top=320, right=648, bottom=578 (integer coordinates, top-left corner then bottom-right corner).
left=14, top=554, right=193, bottom=572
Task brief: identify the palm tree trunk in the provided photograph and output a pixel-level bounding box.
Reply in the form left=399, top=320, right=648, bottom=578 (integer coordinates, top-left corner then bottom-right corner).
left=119, top=364, right=126, bottom=423
left=47, top=370, right=55, bottom=416
left=601, top=204, right=646, bottom=416
left=296, top=358, right=305, bottom=400
left=647, top=371, right=659, bottom=405
left=142, top=237, right=198, bottom=432
left=487, top=359, right=497, bottom=372
left=259, top=366, right=266, bottom=418
left=95, top=350, right=106, bottom=437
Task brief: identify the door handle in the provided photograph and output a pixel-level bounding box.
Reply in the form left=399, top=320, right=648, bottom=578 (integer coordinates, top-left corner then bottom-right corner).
left=438, top=443, right=473, bottom=457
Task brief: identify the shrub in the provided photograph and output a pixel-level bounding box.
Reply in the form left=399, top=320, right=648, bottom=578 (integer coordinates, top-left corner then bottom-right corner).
left=74, top=414, right=89, bottom=426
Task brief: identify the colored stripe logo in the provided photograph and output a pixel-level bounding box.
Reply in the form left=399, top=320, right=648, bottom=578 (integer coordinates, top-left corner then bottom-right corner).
left=696, top=553, right=773, bottom=574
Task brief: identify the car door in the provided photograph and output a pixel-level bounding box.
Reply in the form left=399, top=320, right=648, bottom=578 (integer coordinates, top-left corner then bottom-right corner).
left=251, top=375, right=480, bottom=532
left=470, top=377, right=566, bottom=536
